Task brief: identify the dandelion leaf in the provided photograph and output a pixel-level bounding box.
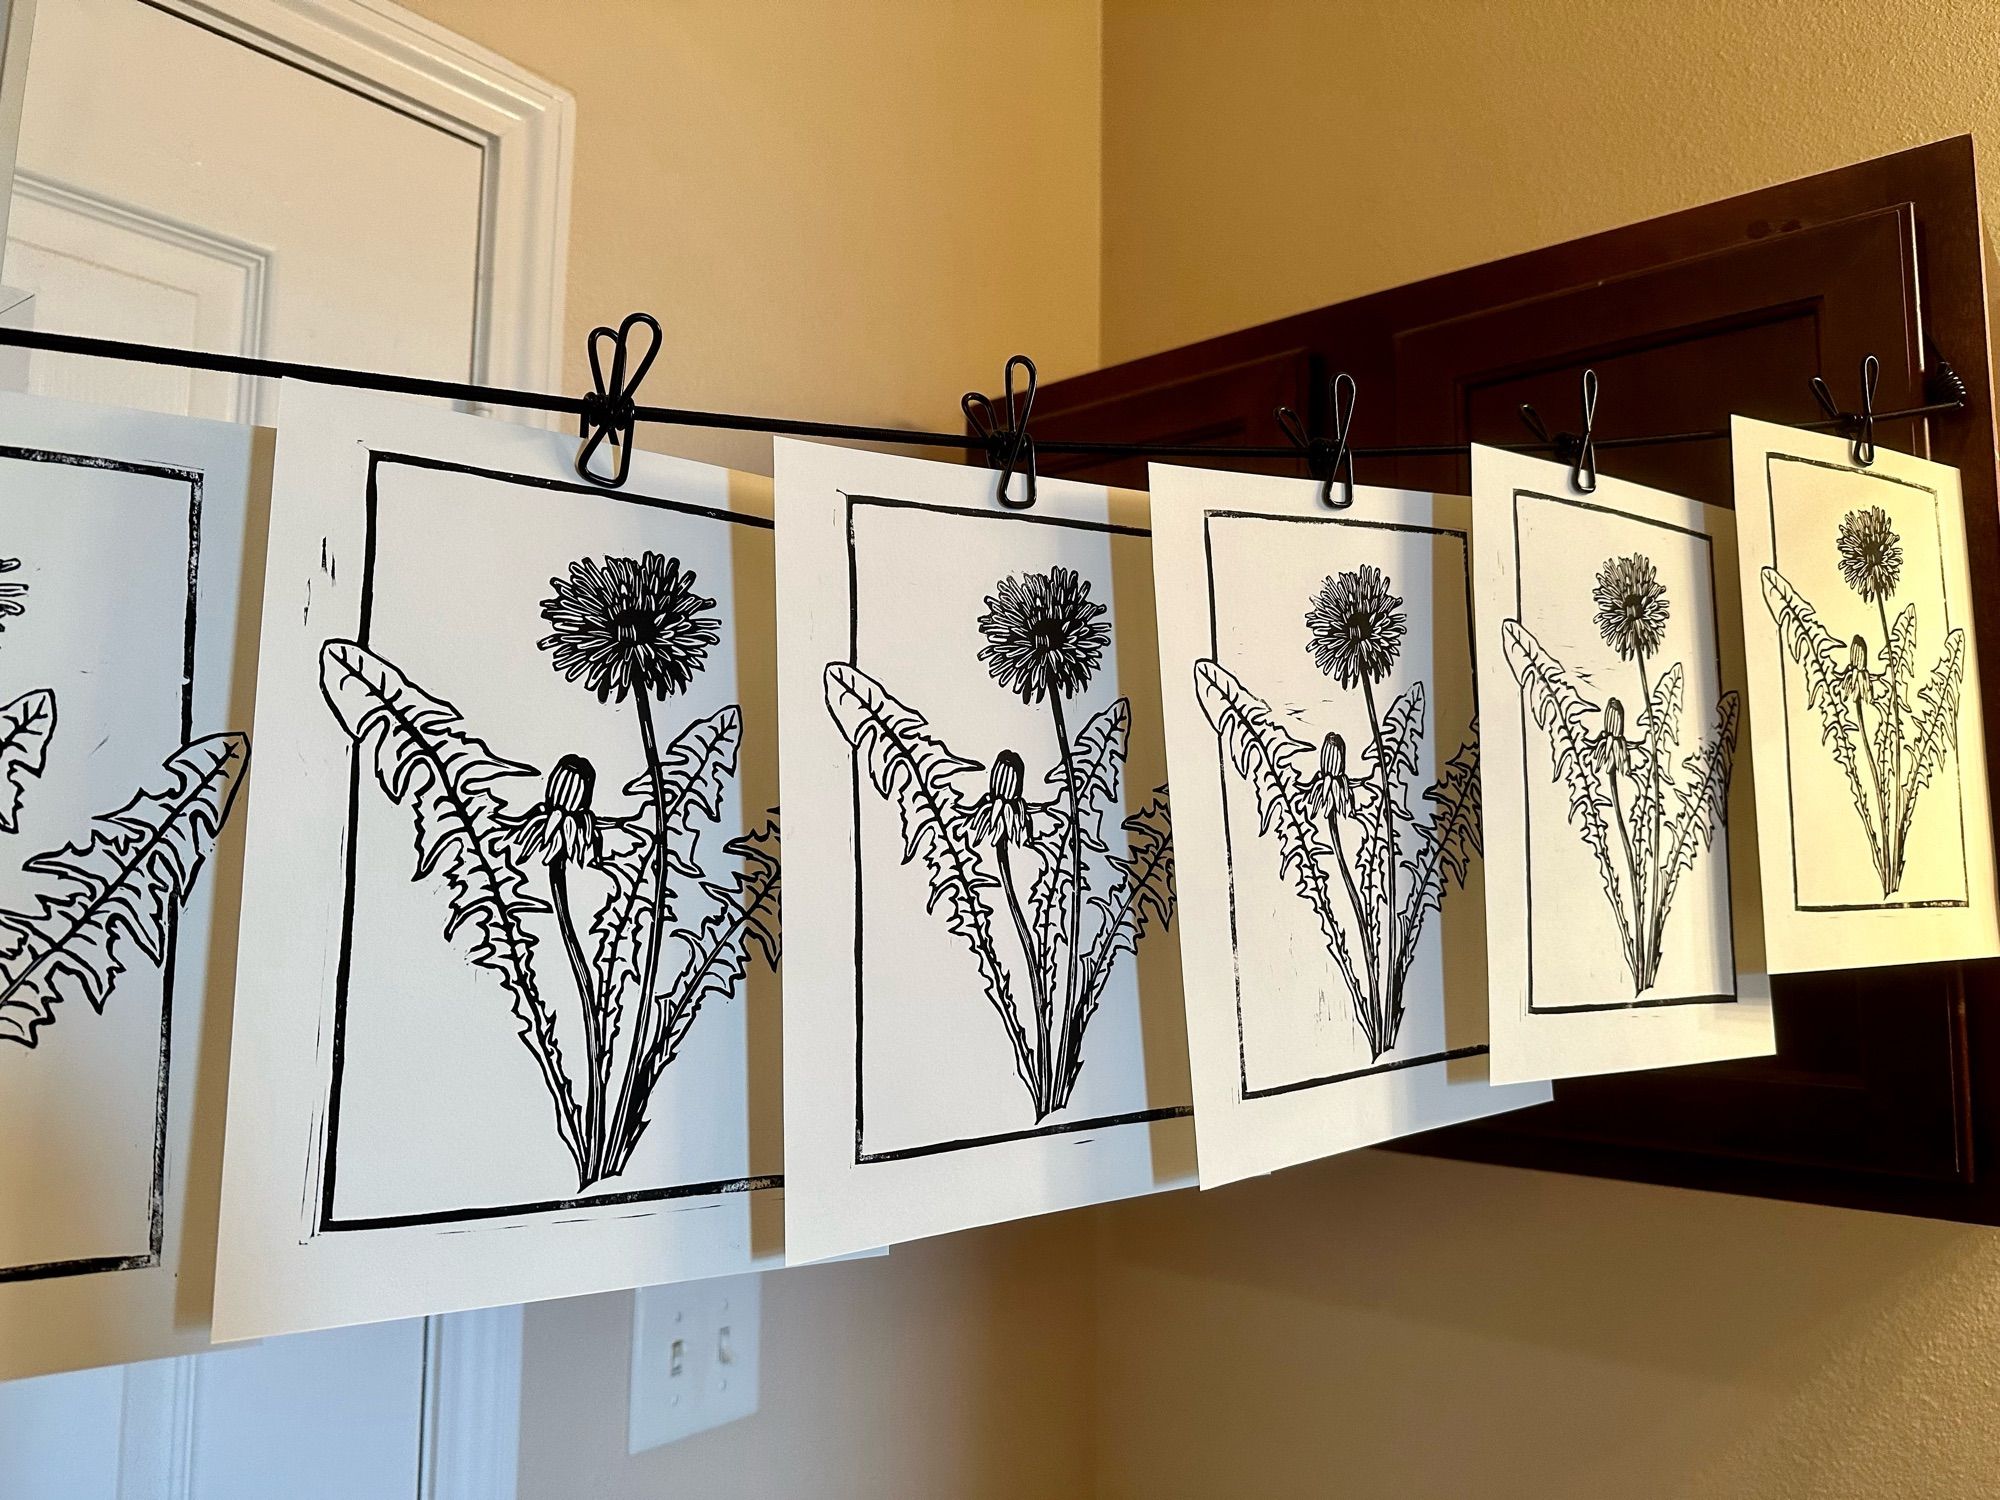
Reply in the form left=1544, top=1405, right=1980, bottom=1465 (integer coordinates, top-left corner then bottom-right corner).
left=1194, top=658, right=1364, bottom=1011
left=1762, top=567, right=1881, bottom=864
left=1030, top=697, right=1127, bottom=1007
left=0, top=688, right=55, bottom=834
left=0, top=732, right=246, bottom=1047
left=1503, top=620, right=1639, bottom=973
left=600, top=706, right=743, bottom=1019
left=1897, top=626, right=1966, bottom=852
left=320, top=639, right=584, bottom=1164
left=824, top=663, right=1032, bottom=1092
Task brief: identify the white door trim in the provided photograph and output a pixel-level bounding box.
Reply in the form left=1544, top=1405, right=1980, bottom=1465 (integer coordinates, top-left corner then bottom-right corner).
left=133, top=0, right=573, bottom=402
left=107, top=1308, right=525, bottom=1499
left=421, top=1307, right=525, bottom=1500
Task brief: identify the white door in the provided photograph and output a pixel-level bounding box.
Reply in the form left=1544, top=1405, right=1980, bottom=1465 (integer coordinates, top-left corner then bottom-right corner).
left=0, top=1, right=567, bottom=1495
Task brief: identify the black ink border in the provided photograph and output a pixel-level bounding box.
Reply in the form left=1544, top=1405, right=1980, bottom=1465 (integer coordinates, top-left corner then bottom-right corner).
left=1511, top=486, right=1740, bottom=1015
left=318, top=450, right=780, bottom=1235
left=1199, top=508, right=1492, bottom=1100
left=0, top=447, right=201, bottom=1286
left=844, top=492, right=1191, bottom=1166
left=1764, top=452, right=1970, bottom=912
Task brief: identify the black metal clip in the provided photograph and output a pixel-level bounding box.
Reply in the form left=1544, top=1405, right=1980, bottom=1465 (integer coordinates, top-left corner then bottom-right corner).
left=1519, top=367, right=1599, bottom=493
left=1811, top=353, right=1880, bottom=467
left=1275, top=371, right=1358, bottom=509
left=962, top=354, right=1038, bottom=509
left=575, top=311, right=662, bottom=489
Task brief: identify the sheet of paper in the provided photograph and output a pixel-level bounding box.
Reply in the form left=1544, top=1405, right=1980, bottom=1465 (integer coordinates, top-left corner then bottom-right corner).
left=0, top=391, right=257, bottom=1379
left=775, top=439, right=1193, bottom=1263
left=1147, top=464, right=1549, bottom=1186
left=214, top=384, right=790, bottom=1342
left=1472, top=445, right=1773, bottom=1084
left=1731, top=416, right=1999, bottom=971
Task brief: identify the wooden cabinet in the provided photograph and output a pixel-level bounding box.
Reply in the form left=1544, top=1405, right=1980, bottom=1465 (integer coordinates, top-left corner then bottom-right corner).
left=1032, top=137, right=2000, bottom=1222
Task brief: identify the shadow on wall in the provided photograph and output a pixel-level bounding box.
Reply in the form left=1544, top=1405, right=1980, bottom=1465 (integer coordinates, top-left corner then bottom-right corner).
left=1093, top=1151, right=2000, bottom=1500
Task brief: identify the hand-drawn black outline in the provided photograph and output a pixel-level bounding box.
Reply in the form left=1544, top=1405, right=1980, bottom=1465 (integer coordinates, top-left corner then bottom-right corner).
left=1199, top=512, right=1491, bottom=1099
left=0, top=732, right=248, bottom=1047
left=1506, top=548, right=1738, bottom=998
left=317, top=454, right=784, bottom=1234
left=833, top=495, right=1187, bottom=1160
left=1764, top=501, right=1966, bottom=901
left=1199, top=562, right=1480, bottom=1063
left=0, top=449, right=228, bottom=1287
left=827, top=559, right=1176, bottom=1123
left=324, top=548, right=780, bottom=1196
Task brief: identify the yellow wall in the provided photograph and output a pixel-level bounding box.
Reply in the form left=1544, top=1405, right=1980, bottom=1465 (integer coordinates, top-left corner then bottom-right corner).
left=1095, top=4, right=2000, bottom=1497
left=1102, top=0, right=2000, bottom=362
left=408, top=0, right=1104, bottom=475
left=394, top=4, right=1105, bottom=1497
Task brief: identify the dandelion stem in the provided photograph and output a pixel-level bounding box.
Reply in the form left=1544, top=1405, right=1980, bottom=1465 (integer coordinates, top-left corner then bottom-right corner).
left=1854, top=672, right=1895, bottom=893
left=1360, top=674, right=1398, bottom=1049
left=1326, top=807, right=1381, bottom=1057
left=1047, top=692, right=1086, bottom=1112
left=996, top=837, right=1052, bottom=1116
left=549, top=856, right=605, bottom=1184
left=606, top=691, right=673, bottom=1173
left=1636, top=652, right=1663, bottom=988
left=1879, top=596, right=1906, bottom=888
left=1606, top=755, right=1646, bottom=994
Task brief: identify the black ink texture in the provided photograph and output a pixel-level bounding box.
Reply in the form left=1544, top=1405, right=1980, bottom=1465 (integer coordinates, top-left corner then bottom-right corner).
left=827, top=565, right=1175, bottom=1122
left=322, top=549, right=780, bottom=1194
left=1505, top=553, right=1738, bottom=996
left=1199, top=566, right=1479, bottom=1061
left=1763, top=506, right=1966, bottom=898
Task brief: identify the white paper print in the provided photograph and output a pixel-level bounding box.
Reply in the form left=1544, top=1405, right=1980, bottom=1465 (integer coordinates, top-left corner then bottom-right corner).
left=214, top=385, right=787, bottom=1342
left=1472, top=446, right=1773, bottom=1084
left=775, top=439, right=1192, bottom=1264
left=1731, top=417, right=1998, bottom=972
left=0, top=392, right=256, bottom=1379
left=1147, top=464, right=1548, bottom=1187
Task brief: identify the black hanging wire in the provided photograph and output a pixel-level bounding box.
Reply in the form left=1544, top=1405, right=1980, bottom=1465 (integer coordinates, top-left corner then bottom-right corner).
left=574, top=311, right=662, bottom=487
left=961, top=354, right=1039, bottom=508
left=0, top=323, right=1968, bottom=476
left=1518, top=367, right=1599, bottom=494
left=1812, top=352, right=1881, bottom=467
left=1275, top=371, right=1358, bottom=509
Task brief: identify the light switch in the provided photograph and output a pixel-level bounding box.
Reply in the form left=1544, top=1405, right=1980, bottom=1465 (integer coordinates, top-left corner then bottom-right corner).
left=628, top=1273, right=761, bottom=1453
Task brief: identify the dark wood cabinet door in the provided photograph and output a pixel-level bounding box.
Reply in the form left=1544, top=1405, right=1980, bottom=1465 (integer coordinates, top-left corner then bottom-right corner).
left=1031, top=137, right=2000, bottom=1222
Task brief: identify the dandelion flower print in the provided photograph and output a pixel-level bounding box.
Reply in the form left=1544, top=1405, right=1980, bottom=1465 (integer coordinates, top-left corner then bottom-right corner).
left=1836, top=506, right=1903, bottom=603
left=976, top=566, right=1111, bottom=704
left=537, top=552, right=720, bottom=702
left=967, top=749, right=1037, bottom=848
left=1592, top=554, right=1671, bottom=661
left=0, top=556, right=27, bottom=627
left=1305, top=565, right=1407, bottom=687
left=502, top=753, right=606, bottom=868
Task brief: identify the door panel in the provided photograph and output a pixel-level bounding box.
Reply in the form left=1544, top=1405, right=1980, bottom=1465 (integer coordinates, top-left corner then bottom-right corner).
left=1033, top=137, right=2000, bottom=1222
left=8, top=0, right=485, bottom=420
left=0, top=0, right=546, bottom=1493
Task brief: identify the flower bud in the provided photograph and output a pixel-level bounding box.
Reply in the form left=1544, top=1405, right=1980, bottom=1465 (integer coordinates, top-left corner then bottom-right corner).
left=1319, top=733, right=1346, bottom=779
left=546, top=754, right=597, bottom=815
left=1850, top=635, right=1869, bottom=673
left=1603, top=697, right=1626, bottom=738
left=988, top=749, right=1025, bottom=803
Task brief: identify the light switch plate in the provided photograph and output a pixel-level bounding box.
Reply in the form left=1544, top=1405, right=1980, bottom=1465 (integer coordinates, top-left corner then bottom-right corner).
left=628, top=1273, right=761, bottom=1453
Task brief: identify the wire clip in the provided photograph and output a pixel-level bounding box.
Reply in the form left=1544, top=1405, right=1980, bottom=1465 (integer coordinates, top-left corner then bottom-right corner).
left=962, top=354, right=1039, bottom=509
left=1520, top=367, right=1599, bottom=494
left=576, top=311, right=663, bottom=489
left=1811, top=353, right=1882, bottom=468
left=1276, top=371, right=1358, bottom=510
